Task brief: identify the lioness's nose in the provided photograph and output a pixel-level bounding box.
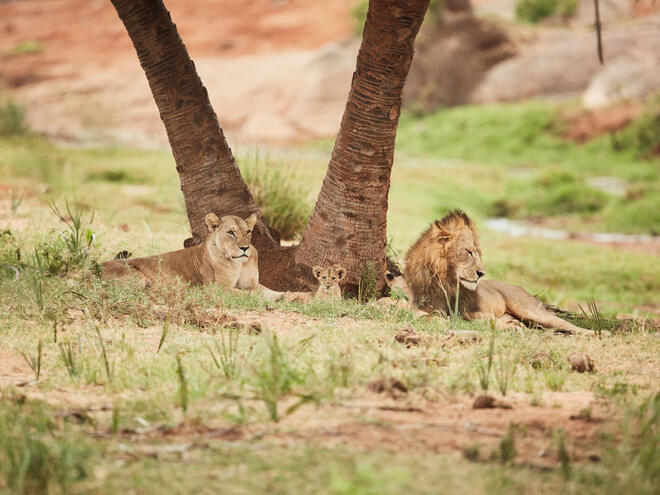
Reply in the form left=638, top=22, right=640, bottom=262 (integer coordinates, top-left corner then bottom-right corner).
left=477, top=270, right=485, bottom=279
left=240, top=246, right=249, bottom=253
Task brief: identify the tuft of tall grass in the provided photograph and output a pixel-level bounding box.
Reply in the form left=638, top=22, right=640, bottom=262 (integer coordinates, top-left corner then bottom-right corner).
left=475, top=328, right=496, bottom=392
left=252, top=333, right=310, bottom=422
left=175, top=354, right=189, bottom=413
left=20, top=340, right=43, bottom=381
left=94, top=326, right=115, bottom=383
left=58, top=341, right=78, bottom=377
left=238, top=151, right=312, bottom=240
left=0, top=398, right=93, bottom=494
left=578, top=296, right=605, bottom=337
left=208, top=328, right=241, bottom=379
left=0, top=99, right=27, bottom=136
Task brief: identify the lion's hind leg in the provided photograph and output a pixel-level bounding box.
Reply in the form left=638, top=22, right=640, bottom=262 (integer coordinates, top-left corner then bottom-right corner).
left=501, top=284, right=594, bottom=336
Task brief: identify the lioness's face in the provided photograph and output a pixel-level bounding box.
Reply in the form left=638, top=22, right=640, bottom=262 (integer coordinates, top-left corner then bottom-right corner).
left=451, top=225, right=485, bottom=291
left=205, top=213, right=257, bottom=263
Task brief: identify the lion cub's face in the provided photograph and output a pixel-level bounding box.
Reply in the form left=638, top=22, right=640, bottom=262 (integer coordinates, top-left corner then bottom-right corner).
left=313, top=265, right=346, bottom=299
left=205, top=213, right=257, bottom=263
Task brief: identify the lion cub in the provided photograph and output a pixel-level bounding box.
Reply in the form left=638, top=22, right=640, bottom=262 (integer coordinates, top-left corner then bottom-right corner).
left=313, top=265, right=346, bottom=299
left=102, top=212, right=282, bottom=301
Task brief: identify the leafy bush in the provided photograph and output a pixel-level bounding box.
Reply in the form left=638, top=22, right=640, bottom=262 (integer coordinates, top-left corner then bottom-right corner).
left=0, top=99, right=27, bottom=136
left=515, top=0, right=577, bottom=23
left=238, top=153, right=312, bottom=240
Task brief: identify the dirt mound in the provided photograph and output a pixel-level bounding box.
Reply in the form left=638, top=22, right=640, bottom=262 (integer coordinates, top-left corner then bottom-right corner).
left=404, top=15, right=516, bottom=109
left=560, top=102, right=642, bottom=143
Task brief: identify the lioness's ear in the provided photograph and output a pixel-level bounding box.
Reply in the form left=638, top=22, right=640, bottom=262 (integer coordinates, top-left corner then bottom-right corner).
left=245, top=213, right=258, bottom=229
left=205, top=213, right=221, bottom=232
left=433, top=220, right=451, bottom=242
left=313, top=266, right=323, bottom=280
left=335, top=266, right=346, bottom=281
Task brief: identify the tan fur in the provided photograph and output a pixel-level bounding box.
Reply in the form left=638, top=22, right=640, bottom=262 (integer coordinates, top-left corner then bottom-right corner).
left=312, top=265, right=345, bottom=299
left=376, top=271, right=427, bottom=317
left=404, top=211, right=593, bottom=335
left=102, top=213, right=282, bottom=301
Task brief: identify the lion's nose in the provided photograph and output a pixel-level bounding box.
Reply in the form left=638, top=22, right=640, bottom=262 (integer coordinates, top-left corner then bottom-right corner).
left=476, top=270, right=485, bottom=279
left=240, top=246, right=249, bottom=253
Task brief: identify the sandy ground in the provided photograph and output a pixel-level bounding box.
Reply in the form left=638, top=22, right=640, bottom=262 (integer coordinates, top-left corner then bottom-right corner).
left=0, top=0, right=357, bottom=145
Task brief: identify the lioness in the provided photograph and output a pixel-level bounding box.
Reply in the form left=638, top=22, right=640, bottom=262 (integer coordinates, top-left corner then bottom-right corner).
left=102, top=213, right=282, bottom=301
left=404, top=211, right=593, bottom=335
left=313, top=265, right=346, bottom=299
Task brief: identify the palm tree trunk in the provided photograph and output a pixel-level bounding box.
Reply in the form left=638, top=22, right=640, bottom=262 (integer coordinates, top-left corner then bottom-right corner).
left=295, top=0, right=429, bottom=290
left=109, top=0, right=278, bottom=245
left=111, top=0, right=429, bottom=293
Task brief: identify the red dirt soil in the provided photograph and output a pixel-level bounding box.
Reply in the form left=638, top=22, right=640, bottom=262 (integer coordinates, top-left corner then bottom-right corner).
left=0, top=0, right=354, bottom=87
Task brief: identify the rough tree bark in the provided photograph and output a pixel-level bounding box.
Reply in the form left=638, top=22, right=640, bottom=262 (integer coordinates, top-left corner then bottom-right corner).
left=294, top=0, right=429, bottom=289
left=110, top=0, right=429, bottom=292
left=110, top=0, right=288, bottom=289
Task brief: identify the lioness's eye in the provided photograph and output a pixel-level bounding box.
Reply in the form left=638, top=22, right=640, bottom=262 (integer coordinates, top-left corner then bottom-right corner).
left=227, top=231, right=235, bottom=237
left=246, top=230, right=251, bottom=236
left=466, top=249, right=473, bottom=256
left=331, top=277, right=336, bottom=281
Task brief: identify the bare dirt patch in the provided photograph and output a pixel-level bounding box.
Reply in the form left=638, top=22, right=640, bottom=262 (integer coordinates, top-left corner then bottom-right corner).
left=0, top=349, right=33, bottom=386
left=560, top=103, right=642, bottom=143
left=0, top=0, right=356, bottom=145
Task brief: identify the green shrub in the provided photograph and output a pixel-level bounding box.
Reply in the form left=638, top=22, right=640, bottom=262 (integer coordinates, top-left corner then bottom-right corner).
left=0, top=99, right=27, bottom=136
left=618, top=99, right=660, bottom=159
left=515, top=0, right=577, bottom=23
left=238, top=152, right=312, bottom=240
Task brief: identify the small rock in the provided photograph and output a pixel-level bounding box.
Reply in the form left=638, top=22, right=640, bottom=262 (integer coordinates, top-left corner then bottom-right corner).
left=248, top=322, right=262, bottom=335
left=529, top=350, right=553, bottom=369
left=368, top=377, right=408, bottom=398
left=473, top=395, right=495, bottom=409
left=445, top=330, right=481, bottom=344
left=473, top=394, right=512, bottom=409
left=394, top=326, right=421, bottom=347
left=568, top=353, right=595, bottom=373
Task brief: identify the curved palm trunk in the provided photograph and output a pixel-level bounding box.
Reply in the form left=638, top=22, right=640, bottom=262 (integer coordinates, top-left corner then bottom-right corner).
left=109, top=0, right=283, bottom=264
left=295, top=0, right=429, bottom=290
left=110, top=0, right=429, bottom=292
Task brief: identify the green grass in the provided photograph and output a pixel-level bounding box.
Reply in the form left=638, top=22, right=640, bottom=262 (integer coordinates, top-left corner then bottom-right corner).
left=392, top=101, right=660, bottom=235
left=1, top=100, right=659, bottom=493
left=4, top=40, right=44, bottom=56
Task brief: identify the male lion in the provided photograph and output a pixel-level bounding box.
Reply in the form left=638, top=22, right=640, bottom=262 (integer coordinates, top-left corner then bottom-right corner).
left=102, top=213, right=282, bottom=301
left=404, top=211, right=593, bottom=335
